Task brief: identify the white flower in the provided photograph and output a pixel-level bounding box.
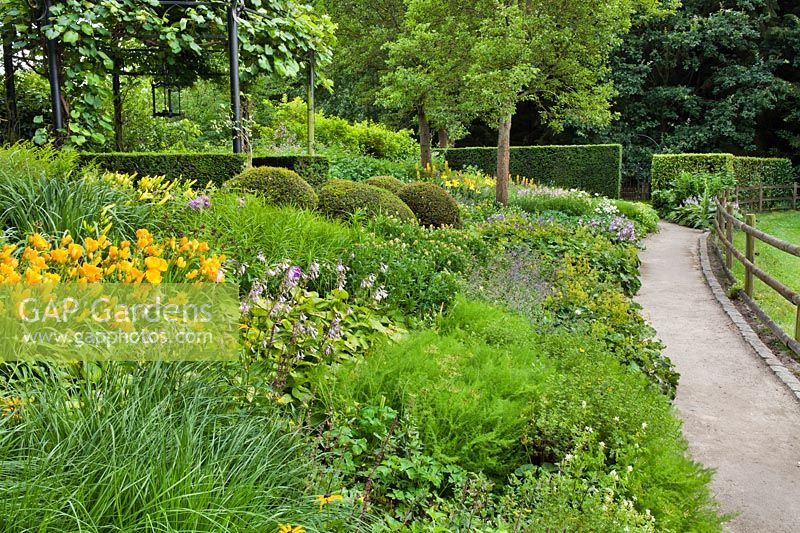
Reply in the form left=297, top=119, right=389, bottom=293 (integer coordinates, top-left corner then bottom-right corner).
left=641, top=422, right=648, bottom=430
left=627, top=465, right=633, bottom=472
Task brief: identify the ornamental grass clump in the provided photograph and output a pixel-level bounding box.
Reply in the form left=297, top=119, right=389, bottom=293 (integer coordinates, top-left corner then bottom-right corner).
left=0, top=362, right=360, bottom=531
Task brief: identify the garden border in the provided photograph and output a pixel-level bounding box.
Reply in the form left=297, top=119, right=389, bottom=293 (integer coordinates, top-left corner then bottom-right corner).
left=699, top=233, right=800, bottom=403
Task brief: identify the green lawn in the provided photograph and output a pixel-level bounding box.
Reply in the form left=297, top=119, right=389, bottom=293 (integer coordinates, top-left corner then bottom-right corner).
left=731, top=211, right=800, bottom=338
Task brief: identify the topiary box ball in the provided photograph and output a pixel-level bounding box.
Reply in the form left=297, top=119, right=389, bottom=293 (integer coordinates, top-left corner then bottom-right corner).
left=317, top=179, right=417, bottom=224
left=365, top=175, right=406, bottom=195
left=226, top=166, right=318, bottom=210
left=399, top=182, right=462, bottom=228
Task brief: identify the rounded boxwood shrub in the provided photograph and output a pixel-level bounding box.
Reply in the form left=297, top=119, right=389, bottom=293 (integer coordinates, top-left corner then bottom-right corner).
left=399, top=182, right=461, bottom=228
left=365, top=175, right=406, bottom=195
left=317, top=180, right=416, bottom=224
left=226, top=166, right=317, bottom=210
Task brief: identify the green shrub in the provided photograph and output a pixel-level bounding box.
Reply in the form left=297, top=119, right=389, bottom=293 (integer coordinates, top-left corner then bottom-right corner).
left=317, top=180, right=417, bottom=224
left=328, top=153, right=416, bottom=182
left=0, top=362, right=358, bottom=532
left=442, top=144, right=622, bottom=198
left=348, top=216, right=491, bottom=320
left=251, top=155, right=330, bottom=188
left=365, top=175, right=406, bottom=195
left=0, top=141, right=79, bottom=181
left=613, top=200, right=660, bottom=234
left=260, top=97, right=418, bottom=161
left=650, top=153, right=734, bottom=192
left=398, top=182, right=462, bottom=228
left=321, top=299, right=722, bottom=531
left=226, top=166, right=317, bottom=210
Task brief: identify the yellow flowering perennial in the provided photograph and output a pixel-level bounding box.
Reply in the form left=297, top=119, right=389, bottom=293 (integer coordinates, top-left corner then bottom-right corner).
left=315, top=493, right=344, bottom=510
left=276, top=525, right=306, bottom=533
left=0, top=230, right=226, bottom=285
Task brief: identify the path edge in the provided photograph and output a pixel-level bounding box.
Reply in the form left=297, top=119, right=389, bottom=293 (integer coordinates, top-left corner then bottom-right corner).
left=698, top=232, right=800, bottom=403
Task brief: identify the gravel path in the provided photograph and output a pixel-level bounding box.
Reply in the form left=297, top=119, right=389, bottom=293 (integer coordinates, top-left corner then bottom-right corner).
left=635, top=221, right=800, bottom=532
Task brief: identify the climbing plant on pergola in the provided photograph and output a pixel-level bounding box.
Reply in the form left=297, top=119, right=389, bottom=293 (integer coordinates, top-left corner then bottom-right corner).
left=1, top=0, right=334, bottom=152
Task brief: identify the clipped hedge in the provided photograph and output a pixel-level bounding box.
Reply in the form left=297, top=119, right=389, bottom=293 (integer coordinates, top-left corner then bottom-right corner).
left=317, top=180, right=416, bottom=224
left=251, top=155, right=330, bottom=188
left=651, top=153, right=795, bottom=191
left=442, top=144, right=622, bottom=198
left=80, top=152, right=330, bottom=188
left=225, top=166, right=317, bottom=210
left=650, top=154, right=734, bottom=191
left=80, top=152, right=246, bottom=186
left=732, top=156, right=795, bottom=187
left=399, top=182, right=462, bottom=228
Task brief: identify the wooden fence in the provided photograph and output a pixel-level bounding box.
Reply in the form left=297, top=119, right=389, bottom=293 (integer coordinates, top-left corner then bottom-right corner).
left=733, top=183, right=799, bottom=212
left=713, top=193, right=800, bottom=357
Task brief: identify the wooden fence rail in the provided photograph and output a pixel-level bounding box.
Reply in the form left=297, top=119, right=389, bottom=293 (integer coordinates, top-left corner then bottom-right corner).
left=734, top=182, right=799, bottom=212
left=713, top=194, right=800, bottom=356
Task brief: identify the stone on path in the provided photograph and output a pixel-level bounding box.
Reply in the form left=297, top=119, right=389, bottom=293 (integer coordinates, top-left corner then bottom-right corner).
left=635, top=221, right=800, bottom=533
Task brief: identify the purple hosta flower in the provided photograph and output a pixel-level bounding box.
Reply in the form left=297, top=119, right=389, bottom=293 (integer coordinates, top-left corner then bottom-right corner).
left=373, top=285, right=388, bottom=303
left=256, top=252, right=267, bottom=264
left=360, top=273, right=377, bottom=290
left=379, top=262, right=389, bottom=274
left=295, top=350, right=305, bottom=362
left=292, top=320, right=306, bottom=341
left=617, top=222, right=636, bottom=243
left=682, top=196, right=700, bottom=207
left=309, top=261, right=320, bottom=280
left=188, top=194, right=211, bottom=210
left=487, top=213, right=507, bottom=223
left=238, top=197, right=247, bottom=208
left=239, top=300, right=251, bottom=316
left=287, top=266, right=302, bottom=283
left=516, top=188, right=532, bottom=197
left=248, top=280, right=265, bottom=301
left=306, top=323, right=319, bottom=340
left=325, top=314, right=342, bottom=340
left=323, top=344, right=334, bottom=357
left=336, top=260, right=348, bottom=289
left=235, top=262, right=248, bottom=277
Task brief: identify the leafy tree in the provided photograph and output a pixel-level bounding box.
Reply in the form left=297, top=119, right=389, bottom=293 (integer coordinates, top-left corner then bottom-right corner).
left=575, top=0, right=800, bottom=185
left=2, top=0, right=335, bottom=147
left=378, top=0, right=475, bottom=168
left=463, top=0, right=667, bottom=204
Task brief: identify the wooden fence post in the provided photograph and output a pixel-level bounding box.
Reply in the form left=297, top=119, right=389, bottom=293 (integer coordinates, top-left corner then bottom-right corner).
left=726, top=202, right=734, bottom=269
left=758, top=184, right=764, bottom=212
left=745, top=214, right=755, bottom=297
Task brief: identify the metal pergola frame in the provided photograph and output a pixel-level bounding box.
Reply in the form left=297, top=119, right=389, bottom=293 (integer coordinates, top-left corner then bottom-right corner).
left=40, top=0, right=247, bottom=152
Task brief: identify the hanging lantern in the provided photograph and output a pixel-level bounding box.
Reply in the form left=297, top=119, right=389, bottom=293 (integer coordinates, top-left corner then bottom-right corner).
left=151, top=73, right=183, bottom=118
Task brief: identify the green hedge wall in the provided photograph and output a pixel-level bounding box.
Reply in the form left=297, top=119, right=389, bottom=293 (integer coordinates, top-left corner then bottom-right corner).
left=80, top=153, right=246, bottom=186
left=251, top=155, right=330, bottom=188
left=651, top=153, right=794, bottom=191
left=80, top=153, right=330, bottom=188
left=441, top=144, right=623, bottom=198
left=731, top=156, right=795, bottom=187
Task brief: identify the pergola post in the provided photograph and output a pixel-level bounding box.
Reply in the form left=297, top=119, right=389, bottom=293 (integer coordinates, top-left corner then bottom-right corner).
left=3, top=30, right=18, bottom=141
left=227, top=1, right=242, bottom=154
left=43, top=0, right=65, bottom=138
left=112, top=64, right=123, bottom=151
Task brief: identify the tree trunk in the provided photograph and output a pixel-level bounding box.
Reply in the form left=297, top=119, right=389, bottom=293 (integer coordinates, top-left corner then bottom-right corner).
left=495, top=113, right=512, bottom=205
left=437, top=128, right=449, bottom=148
left=418, top=107, right=432, bottom=170
left=2, top=31, right=18, bottom=142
